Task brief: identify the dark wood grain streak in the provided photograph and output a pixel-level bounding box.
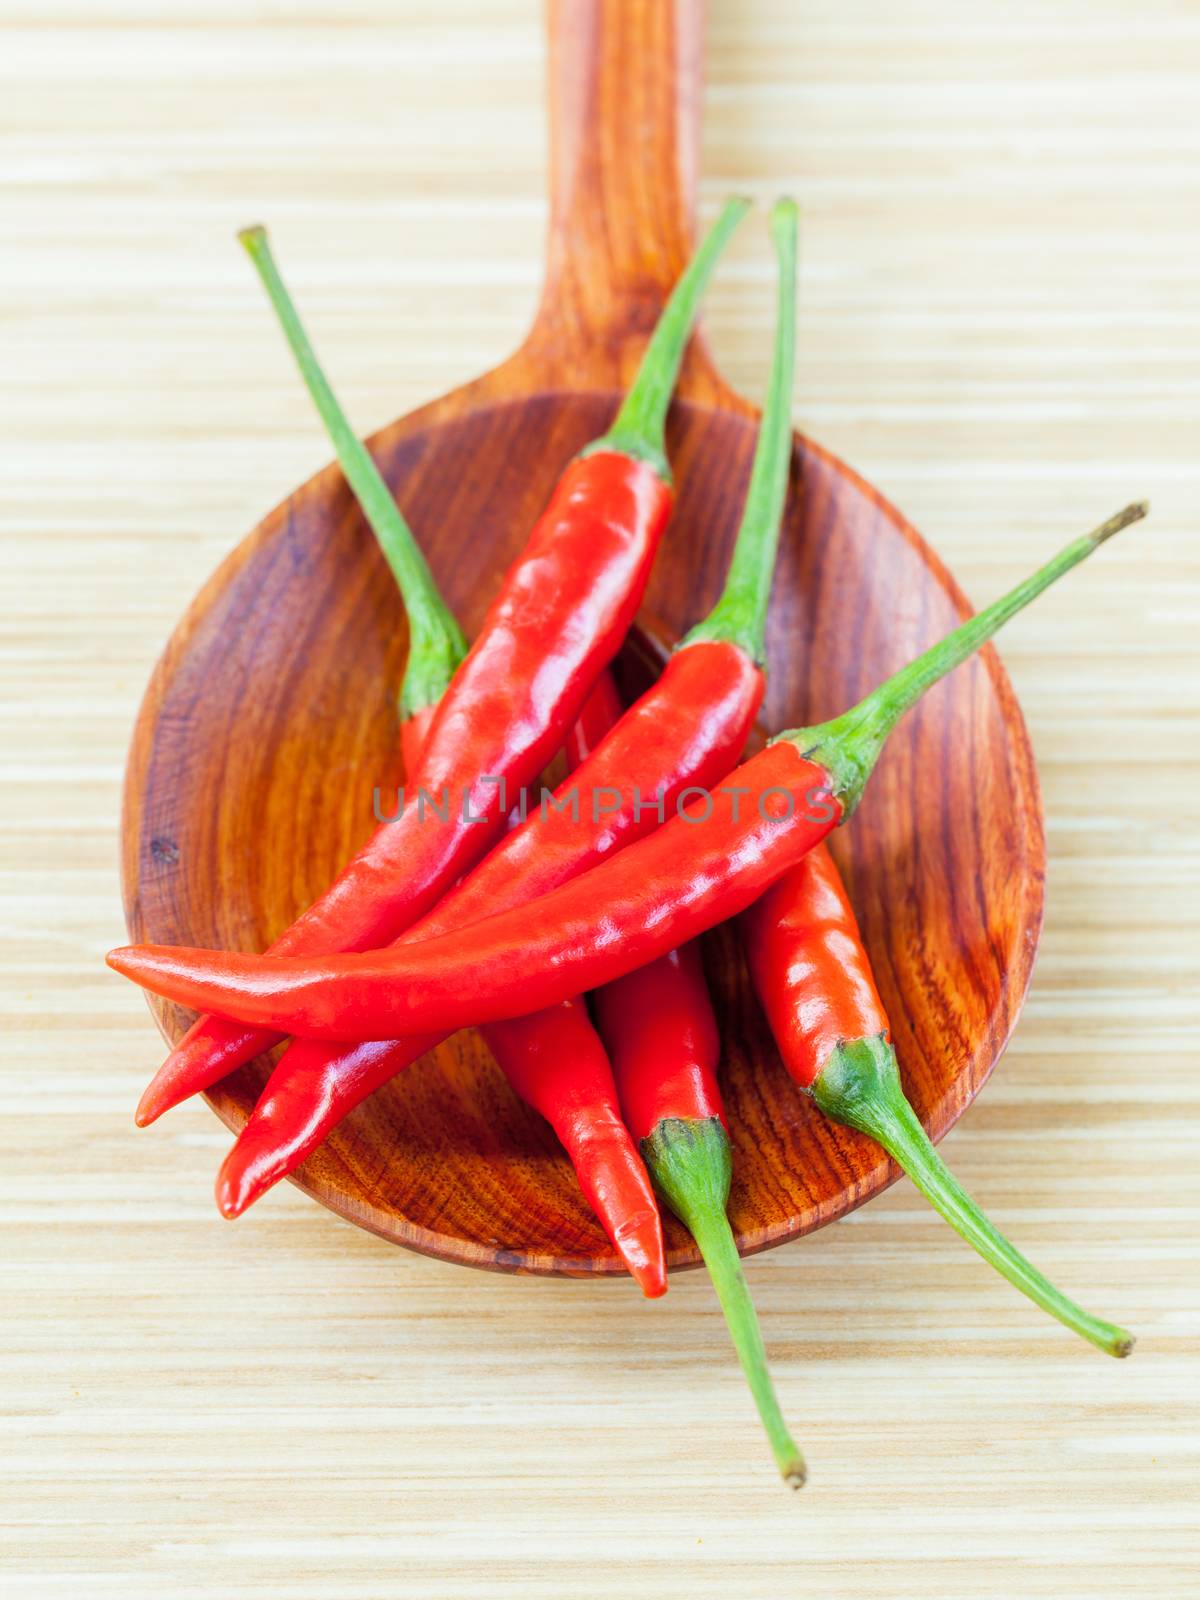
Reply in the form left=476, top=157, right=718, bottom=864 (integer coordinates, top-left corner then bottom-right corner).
left=120, top=0, right=1045, bottom=1276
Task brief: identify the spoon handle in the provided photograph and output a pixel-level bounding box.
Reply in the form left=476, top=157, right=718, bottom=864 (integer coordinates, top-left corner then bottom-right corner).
left=520, top=0, right=728, bottom=404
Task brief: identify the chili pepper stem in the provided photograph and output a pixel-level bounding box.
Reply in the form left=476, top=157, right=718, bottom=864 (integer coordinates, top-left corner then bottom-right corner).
left=783, top=499, right=1149, bottom=816
left=582, top=196, right=751, bottom=482
left=683, top=198, right=799, bottom=664
left=811, top=1036, right=1134, bottom=1358
left=643, top=1116, right=807, bottom=1489
left=238, top=224, right=468, bottom=718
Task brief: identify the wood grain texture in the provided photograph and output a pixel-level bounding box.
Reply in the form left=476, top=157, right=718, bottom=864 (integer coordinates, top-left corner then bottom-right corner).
left=2, top=0, right=1197, bottom=1595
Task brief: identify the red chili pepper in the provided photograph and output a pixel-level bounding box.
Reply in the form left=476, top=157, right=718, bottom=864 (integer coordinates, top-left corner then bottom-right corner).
left=110, top=501, right=1146, bottom=1036
left=482, top=674, right=665, bottom=1295
left=594, top=944, right=804, bottom=1488
left=484, top=998, right=664, bottom=1292
left=741, top=841, right=1134, bottom=1357
left=206, top=202, right=802, bottom=1218
left=416, top=677, right=673, bottom=1295
left=132, top=198, right=750, bottom=1127
left=593, top=205, right=804, bottom=1487
left=210, top=636, right=761, bottom=1215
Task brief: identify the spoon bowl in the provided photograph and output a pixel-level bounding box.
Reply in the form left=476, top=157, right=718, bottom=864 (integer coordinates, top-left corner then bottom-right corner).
left=120, top=0, right=1045, bottom=1276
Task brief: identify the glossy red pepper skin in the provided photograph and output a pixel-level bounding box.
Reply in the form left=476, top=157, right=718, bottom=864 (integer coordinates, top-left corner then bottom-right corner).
left=216, top=641, right=761, bottom=1214
left=434, top=639, right=765, bottom=927
left=593, top=942, right=725, bottom=1142
left=109, top=741, right=842, bottom=1038
left=739, top=841, right=885, bottom=1088
left=135, top=452, right=672, bottom=1124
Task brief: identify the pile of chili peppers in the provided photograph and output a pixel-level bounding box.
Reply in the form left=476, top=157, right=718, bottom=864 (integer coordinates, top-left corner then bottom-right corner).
left=111, top=198, right=1141, bottom=1488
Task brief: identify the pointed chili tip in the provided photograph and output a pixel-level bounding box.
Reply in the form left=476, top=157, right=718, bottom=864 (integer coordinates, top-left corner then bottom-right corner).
left=133, top=1088, right=162, bottom=1128
left=631, top=1264, right=668, bottom=1300
left=612, top=1210, right=668, bottom=1299
left=1092, top=500, right=1148, bottom=544
left=214, top=1140, right=269, bottom=1220
left=108, top=945, right=170, bottom=985
left=215, top=1161, right=250, bottom=1221
left=769, top=196, right=800, bottom=228
left=109, top=946, right=162, bottom=989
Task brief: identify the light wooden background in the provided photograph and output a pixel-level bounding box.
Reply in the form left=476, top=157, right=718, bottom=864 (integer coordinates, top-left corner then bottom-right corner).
left=2, top=2, right=1197, bottom=1596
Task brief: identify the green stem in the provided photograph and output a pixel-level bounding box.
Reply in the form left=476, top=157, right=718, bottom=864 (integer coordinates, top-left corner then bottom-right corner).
left=643, top=1116, right=806, bottom=1488
left=238, top=225, right=468, bottom=718
left=683, top=199, right=799, bottom=663
left=779, top=500, right=1148, bottom=814
left=582, top=197, right=751, bottom=481
left=811, top=1037, right=1134, bottom=1358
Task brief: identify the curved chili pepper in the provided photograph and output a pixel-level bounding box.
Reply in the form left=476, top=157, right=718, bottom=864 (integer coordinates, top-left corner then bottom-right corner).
left=594, top=945, right=805, bottom=1488
left=109, top=499, right=1147, bottom=1036
left=484, top=998, right=663, bottom=1294
left=740, top=842, right=1134, bottom=1358
left=480, top=676, right=665, bottom=1296
left=406, top=674, right=672, bottom=1296
left=206, top=203, right=802, bottom=1215
left=592, top=204, right=804, bottom=1486
left=132, top=197, right=751, bottom=1127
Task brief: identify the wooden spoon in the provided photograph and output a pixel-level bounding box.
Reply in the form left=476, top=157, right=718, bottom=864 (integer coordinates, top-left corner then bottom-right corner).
left=121, top=0, right=1045, bottom=1277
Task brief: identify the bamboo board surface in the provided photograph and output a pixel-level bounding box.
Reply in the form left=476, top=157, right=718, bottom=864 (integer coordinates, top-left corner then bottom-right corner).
left=1, top=2, right=1197, bottom=1595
